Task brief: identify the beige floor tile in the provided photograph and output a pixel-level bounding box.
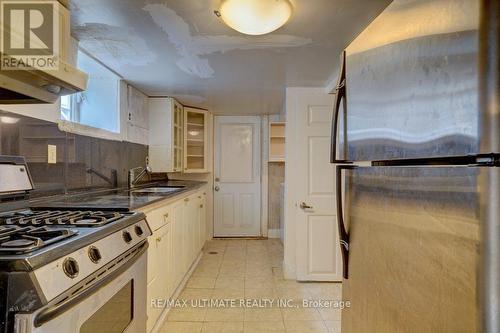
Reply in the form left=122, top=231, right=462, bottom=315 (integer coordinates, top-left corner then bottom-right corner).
left=244, top=321, right=285, bottom=333
left=179, top=288, right=214, bottom=301
left=306, top=283, right=342, bottom=299
left=215, top=276, right=245, bottom=289
left=201, top=321, right=244, bottom=333
left=167, top=307, right=207, bottom=322
left=245, top=276, right=275, bottom=289
left=212, top=288, right=245, bottom=300
left=217, top=270, right=246, bottom=279
left=284, top=321, right=328, bottom=333
left=318, top=307, right=342, bottom=321
left=245, top=267, right=274, bottom=278
left=219, top=266, right=246, bottom=277
left=272, top=267, right=285, bottom=281
left=187, top=276, right=217, bottom=289
left=324, top=320, right=342, bottom=333
left=221, top=259, right=246, bottom=270
left=160, top=321, right=203, bottom=333
left=192, top=265, right=221, bottom=278
left=244, top=308, right=282, bottom=321
left=244, top=288, right=277, bottom=300
left=281, top=307, right=322, bottom=321
left=205, top=308, right=245, bottom=322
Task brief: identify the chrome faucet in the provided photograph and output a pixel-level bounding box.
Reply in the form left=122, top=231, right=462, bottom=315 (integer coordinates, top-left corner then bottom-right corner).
left=128, top=165, right=152, bottom=188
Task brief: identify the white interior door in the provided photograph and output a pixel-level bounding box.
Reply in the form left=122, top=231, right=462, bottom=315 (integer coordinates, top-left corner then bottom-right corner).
left=294, top=90, right=342, bottom=281
left=214, top=116, right=261, bottom=237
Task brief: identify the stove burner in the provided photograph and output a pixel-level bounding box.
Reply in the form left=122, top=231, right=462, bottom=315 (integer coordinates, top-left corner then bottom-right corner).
left=0, top=226, right=77, bottom=254
left=2, top=238, right=36, bottom=248
left=72, top=218, right=99, bottom=225
left=0, top=210, right=128, bottom=227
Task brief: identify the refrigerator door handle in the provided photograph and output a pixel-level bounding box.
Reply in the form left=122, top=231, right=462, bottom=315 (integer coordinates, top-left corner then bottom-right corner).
left=330, top=50, right=351, bottom=165
left=336, top=165, right=351, bottom=279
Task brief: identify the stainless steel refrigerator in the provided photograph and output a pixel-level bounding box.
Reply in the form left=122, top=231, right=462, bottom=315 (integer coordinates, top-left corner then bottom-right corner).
left=330, top=0, right=499, bottom=332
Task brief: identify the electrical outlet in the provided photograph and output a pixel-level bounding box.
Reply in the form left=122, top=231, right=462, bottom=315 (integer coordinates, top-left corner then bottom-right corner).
left=48, top=145, right=57, bottom=164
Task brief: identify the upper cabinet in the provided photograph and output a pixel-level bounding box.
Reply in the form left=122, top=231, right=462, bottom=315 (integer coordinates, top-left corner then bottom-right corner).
left=127, top=85, right=149, bottom=129
left=148, top=97, right=184, bottom=172
left=0, top=1, right=88, bottom=103
left=148, top=99, right=212, bottom=174
left=125, top=85, right=149, bottom=145
left=184, top=107, right=210, bottom=173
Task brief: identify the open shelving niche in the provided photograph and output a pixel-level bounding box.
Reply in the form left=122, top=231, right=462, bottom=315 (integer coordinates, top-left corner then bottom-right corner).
left=269, top=122, right=285, bottom=163
left=184, top=109, right=208, bottom=172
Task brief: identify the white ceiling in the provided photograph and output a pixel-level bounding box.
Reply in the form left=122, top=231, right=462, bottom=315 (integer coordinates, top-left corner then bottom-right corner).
left=70, top=0, right=391, bottom=114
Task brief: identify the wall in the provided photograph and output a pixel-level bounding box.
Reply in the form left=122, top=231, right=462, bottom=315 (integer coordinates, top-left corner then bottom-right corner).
left=267, top=112, right=286, bottom=238
left=268, top=162, right=285, bottom=232
left=0, top=110, right=147, bottom=197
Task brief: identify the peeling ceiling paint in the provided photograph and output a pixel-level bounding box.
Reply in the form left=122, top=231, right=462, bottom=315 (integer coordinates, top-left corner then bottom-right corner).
left=143, top=2, right=312, bottom=78
left=73, top=23, right=157, bottom=69
left=70, top=0, right=392, bottom=114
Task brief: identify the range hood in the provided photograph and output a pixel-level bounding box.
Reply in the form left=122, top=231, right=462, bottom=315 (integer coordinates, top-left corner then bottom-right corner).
left=0, top=61, right=88, bottom=104
left=0, top=0, right=88, bottom=104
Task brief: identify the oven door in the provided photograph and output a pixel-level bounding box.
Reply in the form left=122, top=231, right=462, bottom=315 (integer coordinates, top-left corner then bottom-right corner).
left=15, top=242, right=148, bottom=333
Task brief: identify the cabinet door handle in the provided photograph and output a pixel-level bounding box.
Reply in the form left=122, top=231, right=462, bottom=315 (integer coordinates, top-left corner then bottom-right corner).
left=156, top=237, right=162, bottom=242
left=184, top=198, right=190, bottom=202
left=200, top=204, right=204, bottom=208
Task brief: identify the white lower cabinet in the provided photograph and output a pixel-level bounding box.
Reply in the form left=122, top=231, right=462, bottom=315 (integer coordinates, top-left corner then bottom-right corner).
left=145, top=187, right=207, bottom=332
left=146, top=221, right=172, bottom=333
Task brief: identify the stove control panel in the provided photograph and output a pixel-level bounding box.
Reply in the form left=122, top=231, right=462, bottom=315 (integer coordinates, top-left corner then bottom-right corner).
left=33, top=219, right=151, bottom=301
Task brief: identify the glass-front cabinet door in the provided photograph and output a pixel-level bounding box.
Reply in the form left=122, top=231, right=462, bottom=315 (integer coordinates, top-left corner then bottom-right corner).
left=184, top=107, right=209, bottom=173
left=173, top=100, right=184, bottom=172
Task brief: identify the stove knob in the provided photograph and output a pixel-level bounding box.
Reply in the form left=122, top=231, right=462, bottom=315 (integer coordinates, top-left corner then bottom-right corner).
left=122, top=231, right=133, bottom=243
left=88, top=246, right=102, bottom=264
left=62, top=258, right=79, bottom=279
left=135, top=225, right=144, bottom=237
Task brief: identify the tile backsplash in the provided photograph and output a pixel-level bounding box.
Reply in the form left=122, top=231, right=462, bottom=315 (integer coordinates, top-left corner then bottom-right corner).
left=0, top=110, right=147, bottom=197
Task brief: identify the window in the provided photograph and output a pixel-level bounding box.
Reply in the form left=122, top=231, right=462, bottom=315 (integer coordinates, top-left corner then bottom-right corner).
left=61, top=50, right=121, bottom=134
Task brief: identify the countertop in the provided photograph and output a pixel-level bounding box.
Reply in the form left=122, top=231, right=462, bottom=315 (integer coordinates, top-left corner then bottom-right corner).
left=29, top=180, right=207, bottom=211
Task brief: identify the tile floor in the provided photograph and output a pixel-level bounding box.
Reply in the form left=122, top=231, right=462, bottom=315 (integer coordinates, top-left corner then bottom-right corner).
left=160, top=239, right=342, bottom=333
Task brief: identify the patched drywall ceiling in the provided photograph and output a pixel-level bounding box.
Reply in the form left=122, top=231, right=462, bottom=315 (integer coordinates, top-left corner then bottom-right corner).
left=71, top=0, right=391, bottom=114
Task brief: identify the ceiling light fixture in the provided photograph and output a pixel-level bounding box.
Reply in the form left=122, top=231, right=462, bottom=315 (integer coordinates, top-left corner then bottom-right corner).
left=215, top=0, right=293, bottom=36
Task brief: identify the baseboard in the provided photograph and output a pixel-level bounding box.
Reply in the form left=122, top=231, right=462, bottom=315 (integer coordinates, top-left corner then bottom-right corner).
left=150, top=251, right=203, bottom=333
left=267, top=229, right=281, bottom=238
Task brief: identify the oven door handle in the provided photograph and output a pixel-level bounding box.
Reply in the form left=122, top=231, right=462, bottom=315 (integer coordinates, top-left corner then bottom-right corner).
left=330, top=50, right=351, bottom=164
left=34, top=241, right=148, bottom=328
left=336, top=165, right=352, bottom=279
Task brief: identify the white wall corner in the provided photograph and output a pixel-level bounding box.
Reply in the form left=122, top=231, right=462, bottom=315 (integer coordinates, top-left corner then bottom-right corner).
left=267, top=229, right=281, bottom=238
left=283, top=87, right=298, bottom=280
left=325, top=67, right=340, bottom=95
left=261, top=115, right=269, bottom=238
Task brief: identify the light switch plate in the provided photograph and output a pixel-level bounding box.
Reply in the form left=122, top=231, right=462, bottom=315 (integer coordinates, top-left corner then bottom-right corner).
left=48, top=145, right=57, bottom=164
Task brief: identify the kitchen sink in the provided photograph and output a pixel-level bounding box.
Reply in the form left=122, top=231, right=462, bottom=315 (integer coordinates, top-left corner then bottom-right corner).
left=131, top=186, right=185, bottom=194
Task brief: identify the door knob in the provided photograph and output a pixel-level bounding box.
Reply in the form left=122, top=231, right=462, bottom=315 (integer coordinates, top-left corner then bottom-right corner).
left=214, top=186, right=220, bottom=192
left=300, top=202, right=313, bottom=210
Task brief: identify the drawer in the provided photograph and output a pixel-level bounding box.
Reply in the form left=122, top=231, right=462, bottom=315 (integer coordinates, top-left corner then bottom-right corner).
left=145, top=204, right=172, bottom=232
